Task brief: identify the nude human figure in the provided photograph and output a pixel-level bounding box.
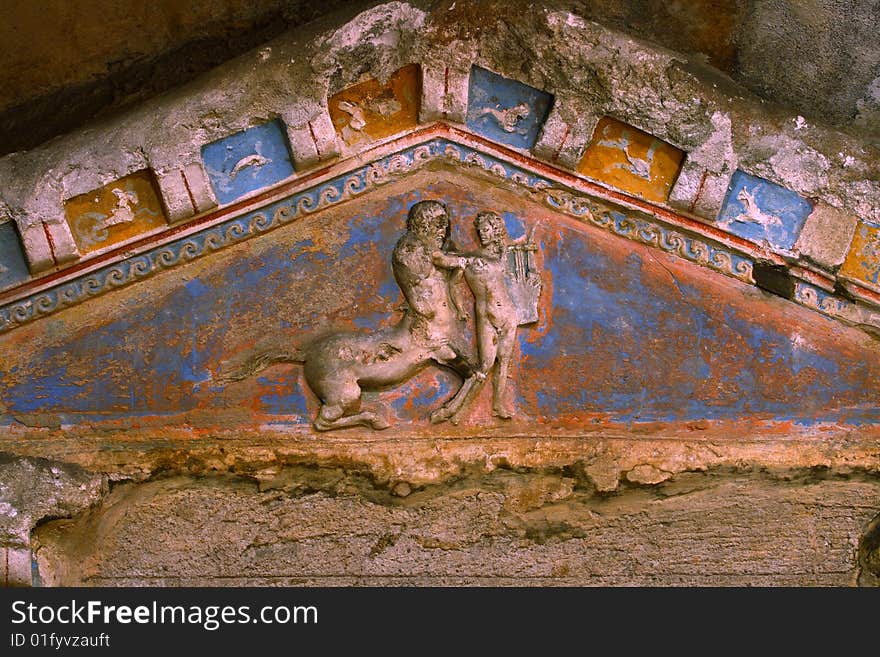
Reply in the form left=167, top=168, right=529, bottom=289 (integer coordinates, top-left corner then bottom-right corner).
left=431, top=210, right=518, bottom=422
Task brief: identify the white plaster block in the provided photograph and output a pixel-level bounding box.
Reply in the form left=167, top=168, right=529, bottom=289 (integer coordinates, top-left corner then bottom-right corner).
left=420, top=66, right=446, bottom=123
left=286, top=124, right=321, bottom=170
left=3, top=547, right=32, bottom=587
left=309, top=110, right=342, bottom=162
left=532, top=104, right=597, bottom=170
left=668, top=159, right=732, bottom=220
left=445, top=68, right=469, bottom=124
left=182, top=163, right=217, bottom=213
left=155, top=168, right=195, bottom=223
left=420, top=66, right=468, bottom=124
left=283, top=110, right=340, bottom=170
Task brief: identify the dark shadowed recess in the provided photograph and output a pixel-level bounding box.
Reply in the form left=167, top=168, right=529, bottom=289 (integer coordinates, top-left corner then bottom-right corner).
left=2, top=0, right=880, bottom=155
left=0, top=0, right=361, bottom=156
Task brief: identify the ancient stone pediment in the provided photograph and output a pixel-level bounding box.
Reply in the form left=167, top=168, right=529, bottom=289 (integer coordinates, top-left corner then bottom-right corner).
left=1, top=125, right=878, bottom=454
left=1, top=3, right=879, bottom=587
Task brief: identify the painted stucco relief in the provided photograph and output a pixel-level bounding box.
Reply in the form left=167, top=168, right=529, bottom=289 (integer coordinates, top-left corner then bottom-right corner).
left=63, top=170, right=168, bottom=255
left=716, top=170, right=813, bottom=251
left=466, top=66, right=553, bottom=150
left=222, top=200, right=542, bottom=430
left=329, top=64, right=421, bottom=150
left=3, top=63, right=878, bottom=348
left=577, top=117, right=684, bottom=203
left=841, top=220, right=880, bottom=291
left=1, top=140, right=878, bottom=439
left=201, top=119, right=296, bottom=205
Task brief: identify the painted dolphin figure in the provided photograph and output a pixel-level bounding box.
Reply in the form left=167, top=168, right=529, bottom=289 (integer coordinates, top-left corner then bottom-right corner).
left=229, top=153, right=271, bottom=180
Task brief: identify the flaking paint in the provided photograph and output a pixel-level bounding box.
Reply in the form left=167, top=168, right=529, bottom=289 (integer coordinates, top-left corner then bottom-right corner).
left=1, top=172, right=877, bottom=435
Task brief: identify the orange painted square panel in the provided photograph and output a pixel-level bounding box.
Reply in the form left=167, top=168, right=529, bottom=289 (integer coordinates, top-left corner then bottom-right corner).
left=329, top=63, right=421, bottom=148
left=64, top=170, right=168, bottom=255
left=840, top=220, right=880, bottom=290
left=577, top=117, right=684, bottom=203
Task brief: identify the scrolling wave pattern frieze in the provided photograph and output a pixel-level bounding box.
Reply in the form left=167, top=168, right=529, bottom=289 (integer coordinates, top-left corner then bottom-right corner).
left=794, top=281, right=880, bottom=329
left=0, top=137, right=755, bottom=333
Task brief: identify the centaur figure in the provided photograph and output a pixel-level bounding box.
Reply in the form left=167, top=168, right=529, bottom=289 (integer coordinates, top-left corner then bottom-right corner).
left=220, top=200, right=477, bottom=431
left=221, top=200, right=541, bottom=431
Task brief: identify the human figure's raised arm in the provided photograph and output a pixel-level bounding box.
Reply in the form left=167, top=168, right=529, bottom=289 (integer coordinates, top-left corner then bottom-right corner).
left=432, top=250, right=468, bottom=270
left=432, top=250, right=472, bottom=320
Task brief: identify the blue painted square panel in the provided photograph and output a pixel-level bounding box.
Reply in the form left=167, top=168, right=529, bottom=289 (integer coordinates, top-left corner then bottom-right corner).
left=716, top=170, right=812, bottom=251
left=0, top=221, right=31, bottom=291
left=201, top=119, right=296, bottom=205
left=466, top=65, right=553, bottom=150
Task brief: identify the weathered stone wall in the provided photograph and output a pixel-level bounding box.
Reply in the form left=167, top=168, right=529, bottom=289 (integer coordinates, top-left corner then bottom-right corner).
left=7, top=430, right=880, bottom=586
left=31, top=466, right=880, bottom=586
left=3, top=1, right=880, bottom=154
left=0, top=0, right=358, bottom=156
left=1, top=0, right=879, bottom=587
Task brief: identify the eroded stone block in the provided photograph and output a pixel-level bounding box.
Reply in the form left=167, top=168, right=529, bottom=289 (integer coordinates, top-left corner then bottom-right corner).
left=201, top=119, right=296, bottom=205
left=0, top=220, right=31, bottom=290
left=2, top=548, right=32, bottom=587
left=793, top=202, right=859, bottom=270
left=63, top=170, right=168, bottom=255
left=28, top=471, right=880, bottom=587
left=668, top=159, right=732, bottom=220
left=840, top=220, right=880, bottom=290
left=329, top=64, right=421, bottom=150
left=466, top=65, right=553, bottom=150
left=532, top=104, right=597, bottom=169
left=716, top=170, right=812, bottom=251
left=577, top=117, right=684, bottom=203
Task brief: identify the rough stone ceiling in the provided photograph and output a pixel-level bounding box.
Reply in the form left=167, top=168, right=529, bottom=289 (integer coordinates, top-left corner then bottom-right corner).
left=0, top=0, right=879, bottom=157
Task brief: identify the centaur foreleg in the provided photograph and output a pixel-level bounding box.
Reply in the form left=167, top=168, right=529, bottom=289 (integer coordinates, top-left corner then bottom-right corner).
left=428, top=342, right=483, bottom=425
left=429, top=371, right=486, bottom=424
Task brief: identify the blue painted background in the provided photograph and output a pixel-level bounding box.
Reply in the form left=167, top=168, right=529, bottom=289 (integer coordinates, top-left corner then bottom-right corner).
left=716, top=170, right=812, bottom=250
left=202, top=119, right=296, bottom=205
left=466, top=66, right=553, bottom=150
left=0, top=177, right=877, bottom=431
left=0, top=221, right=31, bottom=291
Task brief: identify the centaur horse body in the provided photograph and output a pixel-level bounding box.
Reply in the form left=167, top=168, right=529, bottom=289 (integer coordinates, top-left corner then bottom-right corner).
left=221, top=200, right=477, bottom=431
